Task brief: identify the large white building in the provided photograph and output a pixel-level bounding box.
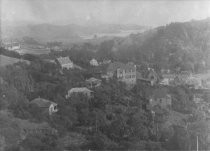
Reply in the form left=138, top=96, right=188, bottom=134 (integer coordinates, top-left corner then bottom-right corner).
left=107, top=62, right=137, bottom=85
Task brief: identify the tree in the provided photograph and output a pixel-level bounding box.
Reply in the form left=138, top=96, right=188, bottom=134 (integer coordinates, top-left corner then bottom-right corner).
left=1, top=64, right=34, bottom=95
left=20, top=133, right=63, bottom=151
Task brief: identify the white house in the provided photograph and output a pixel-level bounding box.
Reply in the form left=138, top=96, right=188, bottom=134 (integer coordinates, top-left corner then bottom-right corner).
left=107, top=62, right=137, bottom=85
left=90, top=58, right=99, bottom=66
left=30, top=98, right=58, bottom=115
left=56, top=57, right=74, bottom=69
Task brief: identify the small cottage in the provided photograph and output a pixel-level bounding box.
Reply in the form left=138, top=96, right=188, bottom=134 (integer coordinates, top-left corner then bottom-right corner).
left=30, top=98, right=58, bottom=115
left=86, top=77, right=102, bottom=88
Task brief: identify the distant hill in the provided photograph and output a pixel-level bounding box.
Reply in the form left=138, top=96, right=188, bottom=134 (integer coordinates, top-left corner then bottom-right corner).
left=2, top=23, right=148, bottom=44
left=110, top=18, right=210, bottom=72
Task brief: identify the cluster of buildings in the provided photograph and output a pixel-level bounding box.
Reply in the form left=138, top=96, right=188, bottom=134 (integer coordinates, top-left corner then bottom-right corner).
left=34, top=56, right=165, bottom=115
left=31, top=56, right=210, bottom=122
left=160, top=70, right=210, bottom=89
left=2, top=42, right=22, bottom=53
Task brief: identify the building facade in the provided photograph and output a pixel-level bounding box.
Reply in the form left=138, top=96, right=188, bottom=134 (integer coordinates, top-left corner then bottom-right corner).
left=107, top=62, right=137, bottom=85
left=116, top=62, right=137, bottom=85
left=90, top=58, right=99, bottom=66
left=56, top=57, right=74, bottom=70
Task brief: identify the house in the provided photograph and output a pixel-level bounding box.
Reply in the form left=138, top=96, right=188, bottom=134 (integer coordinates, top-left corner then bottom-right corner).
left=148, top=88, right=172, bottom=112
left=4, top=42, right=21, bottom=51
left=173, top=71, right=193, bottom=86
left=66, top=87, right=93, bottom=99
left=147, top=68, right=158, bottom=86
left=90, top=58, right=99, bottom=66
left=136, top=71, right=151, bottom=85
left=52, top=46, right=63, bottom=52
left=101, top=74, right=110, bottom=81
left=160, top=74, right=176, bottom=85
left=86, top=77, right=102, bottom=88
left=179, top=71, right=192, bottom=83
left=107, top=62, right=124, bottom=78
left=30, top=98, right=58, bottom=115
left=107, top=62, right=137, bottom=85
left=116, top=62, right=137, bottom=85
left=186, top=77, right=203, bottom=89
left=102, top=59, right=111, bottom=65
left=56, top=57, right=74, bottom=70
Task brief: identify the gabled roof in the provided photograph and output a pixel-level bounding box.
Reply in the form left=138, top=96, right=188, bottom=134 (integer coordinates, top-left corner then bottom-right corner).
left=107, top=62, right=124, bottom=72
left=107, top=62, right=136, bottom=72
left=147, top=68, right=158, bottom=78
left=69, top=87, right=93, bottom=93
left=120, top=62, right=136, bottom=71
left=56, top=57, right=72, bottom=65
left=30, top=98, right=57, bottom=108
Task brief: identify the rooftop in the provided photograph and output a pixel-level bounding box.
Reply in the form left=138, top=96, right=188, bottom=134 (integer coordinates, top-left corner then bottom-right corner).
left=69, top=87, right=93, bottom=93
left=56, top=56, right=72, bottom=65
left=107, top=62, right=136, bottom=72
left=30, top=98, right=57, bottom=108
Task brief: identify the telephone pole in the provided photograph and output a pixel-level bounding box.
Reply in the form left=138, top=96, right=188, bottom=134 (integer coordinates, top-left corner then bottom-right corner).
left=0, top=0, right=2, bottom=47
left=196, top=135, right=199, bottom=151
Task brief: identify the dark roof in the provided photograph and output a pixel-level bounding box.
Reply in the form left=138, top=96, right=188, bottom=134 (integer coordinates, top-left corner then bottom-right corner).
left=30, top=98, right=56, bottom=108
left=107, top=62, right=136, bottom=72
left=107, top=62, right=124, bottom=72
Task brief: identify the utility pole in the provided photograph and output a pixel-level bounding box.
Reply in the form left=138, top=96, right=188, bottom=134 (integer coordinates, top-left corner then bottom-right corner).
left=0, top=0, right=2, bottom=48
left=197, top=135, right=199, bottom=151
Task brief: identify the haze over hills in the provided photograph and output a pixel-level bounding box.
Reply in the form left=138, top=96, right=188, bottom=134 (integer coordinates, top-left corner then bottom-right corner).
left=1, top=23, right=148, bottom=43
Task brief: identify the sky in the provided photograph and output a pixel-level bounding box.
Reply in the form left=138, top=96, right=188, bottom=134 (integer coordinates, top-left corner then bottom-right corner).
left=1, top=0, right=210, bottom=27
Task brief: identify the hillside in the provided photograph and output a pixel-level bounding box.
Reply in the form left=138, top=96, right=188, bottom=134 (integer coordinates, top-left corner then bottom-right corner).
left=111, top=18, right=210, bottom=72
left=0, top=55, right=30, bottom=67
